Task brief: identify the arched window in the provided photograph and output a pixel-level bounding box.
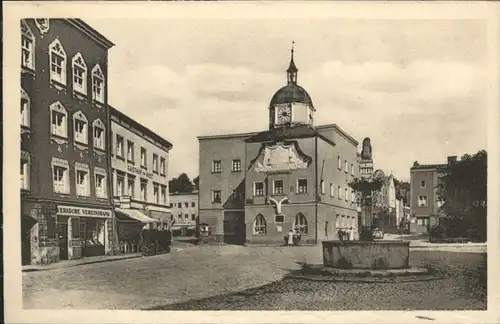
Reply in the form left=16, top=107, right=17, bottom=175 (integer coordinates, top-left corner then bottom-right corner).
left=50, top=101, right=68, bottom=138
left=73, top=111, right=88, bottom=145
left=253, top=214, right=267, bottom=235
left=294, top=213, right=308, bottom=234
left=72, top=53, right=87, bottom=95
left=21, top=88, right=30, bottom=128
left=92, top=118, right=106, bottom=150
left=49, top=39, right=67, bottom=85
left=21, top=20, right=35, bottom=70
left=92, top=64, right=105, bottom=103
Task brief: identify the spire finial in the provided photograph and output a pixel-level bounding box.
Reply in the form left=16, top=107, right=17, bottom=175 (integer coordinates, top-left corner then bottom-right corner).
left=287, top=41, right=298, bottom=84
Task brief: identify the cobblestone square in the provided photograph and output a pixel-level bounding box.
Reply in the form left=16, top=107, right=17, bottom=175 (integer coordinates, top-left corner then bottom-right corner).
left=23, top=245, right=486, bottom=310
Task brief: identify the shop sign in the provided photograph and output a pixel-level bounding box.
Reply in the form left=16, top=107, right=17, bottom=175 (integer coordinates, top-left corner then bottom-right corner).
left=127, top=165, right=154, bottom=179
left=57, top=205, right=112, bottom=218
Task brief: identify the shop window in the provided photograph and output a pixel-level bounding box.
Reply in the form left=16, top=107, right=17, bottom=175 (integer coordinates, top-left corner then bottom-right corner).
left=253, top=214, right=267, bottom=235
left=71, top=217, right=80, bottom=239
left=294, top=213, right=308, bottom=234
left=46, top=215, right=57, bottom=239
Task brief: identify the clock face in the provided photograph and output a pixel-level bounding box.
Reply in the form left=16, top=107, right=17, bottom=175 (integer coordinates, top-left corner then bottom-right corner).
left=277, top=105, right=292, bottom=123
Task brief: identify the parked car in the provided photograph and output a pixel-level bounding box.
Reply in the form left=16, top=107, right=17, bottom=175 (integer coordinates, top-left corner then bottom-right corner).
left=372, top=228, right=384, bottom=239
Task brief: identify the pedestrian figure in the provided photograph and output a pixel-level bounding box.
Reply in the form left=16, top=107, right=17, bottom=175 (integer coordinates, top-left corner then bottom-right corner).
left=338, top=229, right=343, bottom=241
left=349, top=227, right=354, bottom=241
left=288, top=229, right=294, bottom=247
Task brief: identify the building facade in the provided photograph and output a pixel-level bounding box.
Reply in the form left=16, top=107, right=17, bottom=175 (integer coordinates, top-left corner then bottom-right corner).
left=169, top=191, right=199, bottom=236
left=409, top=157, right=452, bottom=233
left=21, top=19, right=115, bottom=265
left=109, top=106, right=173, bottom=242
left=198, top=48, right=360, bottom=245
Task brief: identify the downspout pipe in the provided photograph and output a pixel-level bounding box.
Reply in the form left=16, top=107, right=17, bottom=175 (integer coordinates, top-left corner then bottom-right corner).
left=314, top=136, right=318, bottom=244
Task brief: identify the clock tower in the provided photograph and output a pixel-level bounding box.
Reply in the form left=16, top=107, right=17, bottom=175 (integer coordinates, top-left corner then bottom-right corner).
left=269, top=44, right=315, bottom=130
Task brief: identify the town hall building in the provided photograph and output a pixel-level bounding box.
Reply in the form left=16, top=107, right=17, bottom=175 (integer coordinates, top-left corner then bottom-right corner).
left=198, top=47, right=360, bottom=245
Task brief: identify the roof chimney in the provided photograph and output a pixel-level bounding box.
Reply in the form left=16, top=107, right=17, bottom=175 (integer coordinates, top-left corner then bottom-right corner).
left=448, top=156, right=457, bottom=164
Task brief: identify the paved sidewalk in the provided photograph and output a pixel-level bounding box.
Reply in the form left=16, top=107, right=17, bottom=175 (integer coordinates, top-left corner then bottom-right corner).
left=22, top=253, right=143, bottom=272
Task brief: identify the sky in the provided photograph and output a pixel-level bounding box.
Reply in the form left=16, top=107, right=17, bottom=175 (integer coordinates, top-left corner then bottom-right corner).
left=87, top=18, right=489, bottom=182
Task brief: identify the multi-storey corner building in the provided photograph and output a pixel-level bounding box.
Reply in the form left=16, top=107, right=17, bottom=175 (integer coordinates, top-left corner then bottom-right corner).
left=169, top=191, right=199, bottom=236
left=110, top=106, right=173, bottom=228
left=198, top=49, right=360, bottom=245
left=409, top=157, right=453, bottom=233
left=21, top=19, right=114, bottom=265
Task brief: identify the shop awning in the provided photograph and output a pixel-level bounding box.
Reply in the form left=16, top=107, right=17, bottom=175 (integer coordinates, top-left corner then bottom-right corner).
left=115, top=208, right=156, bottom=223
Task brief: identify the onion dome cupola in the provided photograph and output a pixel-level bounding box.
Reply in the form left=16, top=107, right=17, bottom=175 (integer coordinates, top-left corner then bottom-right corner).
left=269, top=42, right=315, bottom=130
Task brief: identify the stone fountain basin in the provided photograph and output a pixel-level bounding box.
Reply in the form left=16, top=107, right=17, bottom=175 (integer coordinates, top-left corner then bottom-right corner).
left=322, top=240, right=410, bottom=270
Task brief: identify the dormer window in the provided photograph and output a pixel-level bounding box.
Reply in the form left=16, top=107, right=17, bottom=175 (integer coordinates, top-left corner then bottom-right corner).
left=49, top=39, right=67, bottom=86
left=92, top=64, right=105, bottom=103
left=21, top=20, right=35, bottom=71
left=72, top=53, right=87, bottom=95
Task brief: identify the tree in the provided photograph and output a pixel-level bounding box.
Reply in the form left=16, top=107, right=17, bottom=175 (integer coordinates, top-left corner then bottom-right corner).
left=193, top=175, right=199, bottom=191
left=436, top=150, right=487, bottom=241
left=169, top=173, right=195, bottom=193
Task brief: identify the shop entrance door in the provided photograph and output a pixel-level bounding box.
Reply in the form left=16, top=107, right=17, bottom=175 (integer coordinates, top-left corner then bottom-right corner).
left=58, top=222, right=69, bottom=260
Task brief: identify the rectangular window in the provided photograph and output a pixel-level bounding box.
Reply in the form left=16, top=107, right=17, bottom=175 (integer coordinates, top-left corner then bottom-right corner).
left=321, top=180, right=325, bottom=195
left=232, top=159, right=241, bottom=172
left=92, top=75, right=104, bottom=102
left=161, top=185, right=167, bottom=204
left=153, top=154, right=159, bottom=173
left=51, top=110, right=67, bottom=138
left=297, top=179, right=307, bottom=194
left=351, top=164, right=354, bottom=175
left=212, top=190, right=222, bottom=203
left=345, top=188, right=349, bottom=201
left=330, top=183, right=334, bottom=197
left=184, top=214, right=189, bottom=220
left=50, top=53, right=65, bottom=84
left=184, top=202, right=189, bottom=208
left=191, top=214, right=196, bottom=221
left=254, top=182, right=264, bottom=196
left=21, top=158, right=29, bottom=190
left=420, top=180, right=426, bottom=188
left=127, top=141, right=134, bottom=162
left=418, top=195, right=428, bottom=207
left=21, top=98, right=29, bottom=127
left=116, top=135, right=124, bottom=157
left=127, top=177, right=135, bottom=198
left=337, top=156, right=341, bottom=170
left=53, top=165, right=69, bottom=194
left=417, top=218, right=428, bottom=226
left=116, top=174, right=125, bottom=197
left=74, top=119, right=87, bottom=144
left=338, top=186, right=342, bottom=199
left=273, top=180, right=284, bottom=195
left=140, top=147, right=147, bottom=167
left=212, top=160, right=222, bottom=173
left=177, top=202, right=182, bottom=208
left=76, top=169, right=90, bottom=197
left=95, top=173, right=107, bottom=198
left=160, top=157, right=166, bottom=175
left=140, top=180, right=147, bottom=201
left=275, top=214, right=285, bottom=223
left=351, top=189, right=356, bottom=203
left=178, top=214, right=182, bottom=221
left=344, top=160, right=348, bottom=173
left=153, top=183, right=160, bottom=204
left=336, top=214, right=341, bottom=228
left=191, top=202, right=196, bottom=207
left=93, top=126, right=105, bottom=150
left=21, top=36, right=34, bottom=69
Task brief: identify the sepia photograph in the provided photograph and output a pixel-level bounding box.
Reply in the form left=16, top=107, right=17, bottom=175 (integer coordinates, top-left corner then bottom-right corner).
left=4, top=1, right=500, bottom=323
